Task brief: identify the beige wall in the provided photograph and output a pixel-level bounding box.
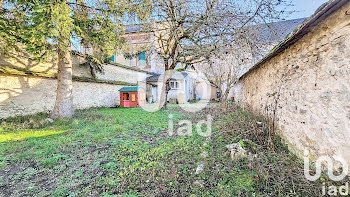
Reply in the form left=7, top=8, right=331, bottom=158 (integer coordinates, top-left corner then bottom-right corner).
left=0, top=52, right=150, bottom=118
left=236, top=2, right=350, bottom=167
left=0, top=51, right=154, bottom=119
left=0, top=53, right=148, bottom=83
left=0, top=53, right=88, bottom=77
left=95, top=64, right=148, bottom=84
left=196, top=82, right=216, bottom=100
left=0, top=74, right=124, bottom=119
left=114, top=53, right=132, bottom=66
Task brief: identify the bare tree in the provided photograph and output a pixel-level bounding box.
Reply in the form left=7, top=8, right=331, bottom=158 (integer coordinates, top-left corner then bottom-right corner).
left=196, top=39, right=258, bottom=112
left=149, top=0, right=292, bottom=109
left=192, top=0, right=293, bottom=111
left=149, top=0, right=219, bottom=109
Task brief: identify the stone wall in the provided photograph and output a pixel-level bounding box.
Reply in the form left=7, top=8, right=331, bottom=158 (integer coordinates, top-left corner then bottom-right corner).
left=95, top=64, right=148, bottom=84
left=0, top=53, right=149, bottom=84
left=236, top=2, right=350, bottom=167
left=0, top=50, right=153, bottom=118
left=0, top=74, right=124, bottom=119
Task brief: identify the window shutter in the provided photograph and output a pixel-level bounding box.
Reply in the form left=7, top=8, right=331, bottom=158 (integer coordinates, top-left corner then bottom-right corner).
left=138, top=52, right=146, bottom=67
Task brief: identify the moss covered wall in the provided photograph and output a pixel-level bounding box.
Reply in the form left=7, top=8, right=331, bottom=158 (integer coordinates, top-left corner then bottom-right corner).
left=0, top=53, right=149, bottom=118
left=236, top=2, right=350, bottom=169
left=0, top=74, right=125, bottom=118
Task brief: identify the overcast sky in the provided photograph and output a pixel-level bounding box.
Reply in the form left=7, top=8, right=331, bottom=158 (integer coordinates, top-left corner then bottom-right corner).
left=288, top=0, right=330, bottom=19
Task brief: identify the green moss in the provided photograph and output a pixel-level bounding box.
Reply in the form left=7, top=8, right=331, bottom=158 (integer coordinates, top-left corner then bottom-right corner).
left=0, top=66, right=137, bottom=86
left=0, top=65, right=56, bottom=78
left=110, top=62, right=156, bottom=74
left=72, top=76, right=137, bottom=86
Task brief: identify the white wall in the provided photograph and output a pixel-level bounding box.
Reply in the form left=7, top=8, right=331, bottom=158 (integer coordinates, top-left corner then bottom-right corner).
left=0, top=74, right=124, bottom=119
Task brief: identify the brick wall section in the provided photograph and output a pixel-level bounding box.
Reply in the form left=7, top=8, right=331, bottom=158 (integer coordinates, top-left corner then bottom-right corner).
left=235, top=2, right=350, bottom=166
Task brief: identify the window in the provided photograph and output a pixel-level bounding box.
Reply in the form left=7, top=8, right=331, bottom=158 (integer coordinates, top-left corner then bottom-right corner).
left=131, top=94, right=136, bottom=101
left=123, top=93, right=129, bottom=100
left=138, top=52, right=146, bottom=67
left=170, top=81, right=179, bottom=89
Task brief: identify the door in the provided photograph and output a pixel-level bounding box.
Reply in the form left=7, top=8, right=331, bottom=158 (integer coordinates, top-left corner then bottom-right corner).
left=129, top=93, right=137, bottom=107
left=151, top=86, right=157, bottom=102
left=123, top=92, right=130, bottom=107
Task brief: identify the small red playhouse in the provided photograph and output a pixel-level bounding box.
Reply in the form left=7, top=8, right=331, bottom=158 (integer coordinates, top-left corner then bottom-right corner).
left=118, top=86, right=146, bottom=107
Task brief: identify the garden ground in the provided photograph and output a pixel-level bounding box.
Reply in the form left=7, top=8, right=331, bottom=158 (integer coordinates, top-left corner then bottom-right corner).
left=0, top=104, right=341, bottom=196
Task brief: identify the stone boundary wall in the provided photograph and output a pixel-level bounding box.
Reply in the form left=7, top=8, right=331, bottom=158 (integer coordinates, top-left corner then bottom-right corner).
left=0, top=54, right=149, bottom=84
left=235, top=2, right=350, bottom=167
left=0, top=52, right=152, bottom=119
left=95, top=64, right=149, bottom=84
left=0, top=74, right=124, bottom=119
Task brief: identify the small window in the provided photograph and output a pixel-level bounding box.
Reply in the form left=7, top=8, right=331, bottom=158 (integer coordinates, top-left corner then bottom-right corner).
left=131, top=94, right=136, bottom=101
left=138, top=52, right=146, bottom=67
left=170, top=81, right=179, bottom=89
left=123, top=93, right=129, bottom=100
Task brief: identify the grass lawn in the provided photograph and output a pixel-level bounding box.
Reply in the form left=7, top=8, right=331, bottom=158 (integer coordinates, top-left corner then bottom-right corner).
left=0, top=105, right=334, bottom=196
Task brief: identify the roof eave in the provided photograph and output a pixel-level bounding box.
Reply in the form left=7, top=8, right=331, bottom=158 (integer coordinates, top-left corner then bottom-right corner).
left=109, top=62, right=157, bottom=75
left=239, top=0, right=348, bottom=80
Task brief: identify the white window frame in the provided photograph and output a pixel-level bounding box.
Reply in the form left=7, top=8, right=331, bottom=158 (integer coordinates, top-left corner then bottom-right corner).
left=170, top=81, right=179, bottom=89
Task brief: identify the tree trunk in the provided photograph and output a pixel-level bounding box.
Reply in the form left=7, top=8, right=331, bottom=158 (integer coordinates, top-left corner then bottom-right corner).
left=220, top=85, right=231, bottom=113
left=159, top=69, right=174, bottom=110
left=50, top=45, right=74, bottom=118
left=159, top=78, right=170, bottom=110
left=221, top=100, right=228, bottom=113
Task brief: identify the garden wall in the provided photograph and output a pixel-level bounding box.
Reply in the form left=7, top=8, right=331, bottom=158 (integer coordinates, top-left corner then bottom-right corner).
left=235, top=2, right=350, bottom=168
left=0, top=53, right=149, bottom=84
left=95, top=64, right=149, bottom=84
left=0, top=52, right=151, bottom=119
left=0, top=74, right=125, bottom=119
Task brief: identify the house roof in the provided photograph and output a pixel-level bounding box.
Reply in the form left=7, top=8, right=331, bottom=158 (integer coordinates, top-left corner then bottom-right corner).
left=118, top=86, right=144, bottom=92
left=146, top=72, right=189, bottom=82
left=125, top=26, right=142, bottom=33
left=239, top=0, right=348, bottom=80
left=110, top=62, right=157, bottom=75
left=146, top=74, right=161, bottom=82
left=253, top=18, right=306, bottom=43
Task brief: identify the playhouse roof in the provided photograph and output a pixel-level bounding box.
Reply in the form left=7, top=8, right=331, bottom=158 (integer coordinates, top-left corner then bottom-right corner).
left=118, top=86, right=144, bottom=92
